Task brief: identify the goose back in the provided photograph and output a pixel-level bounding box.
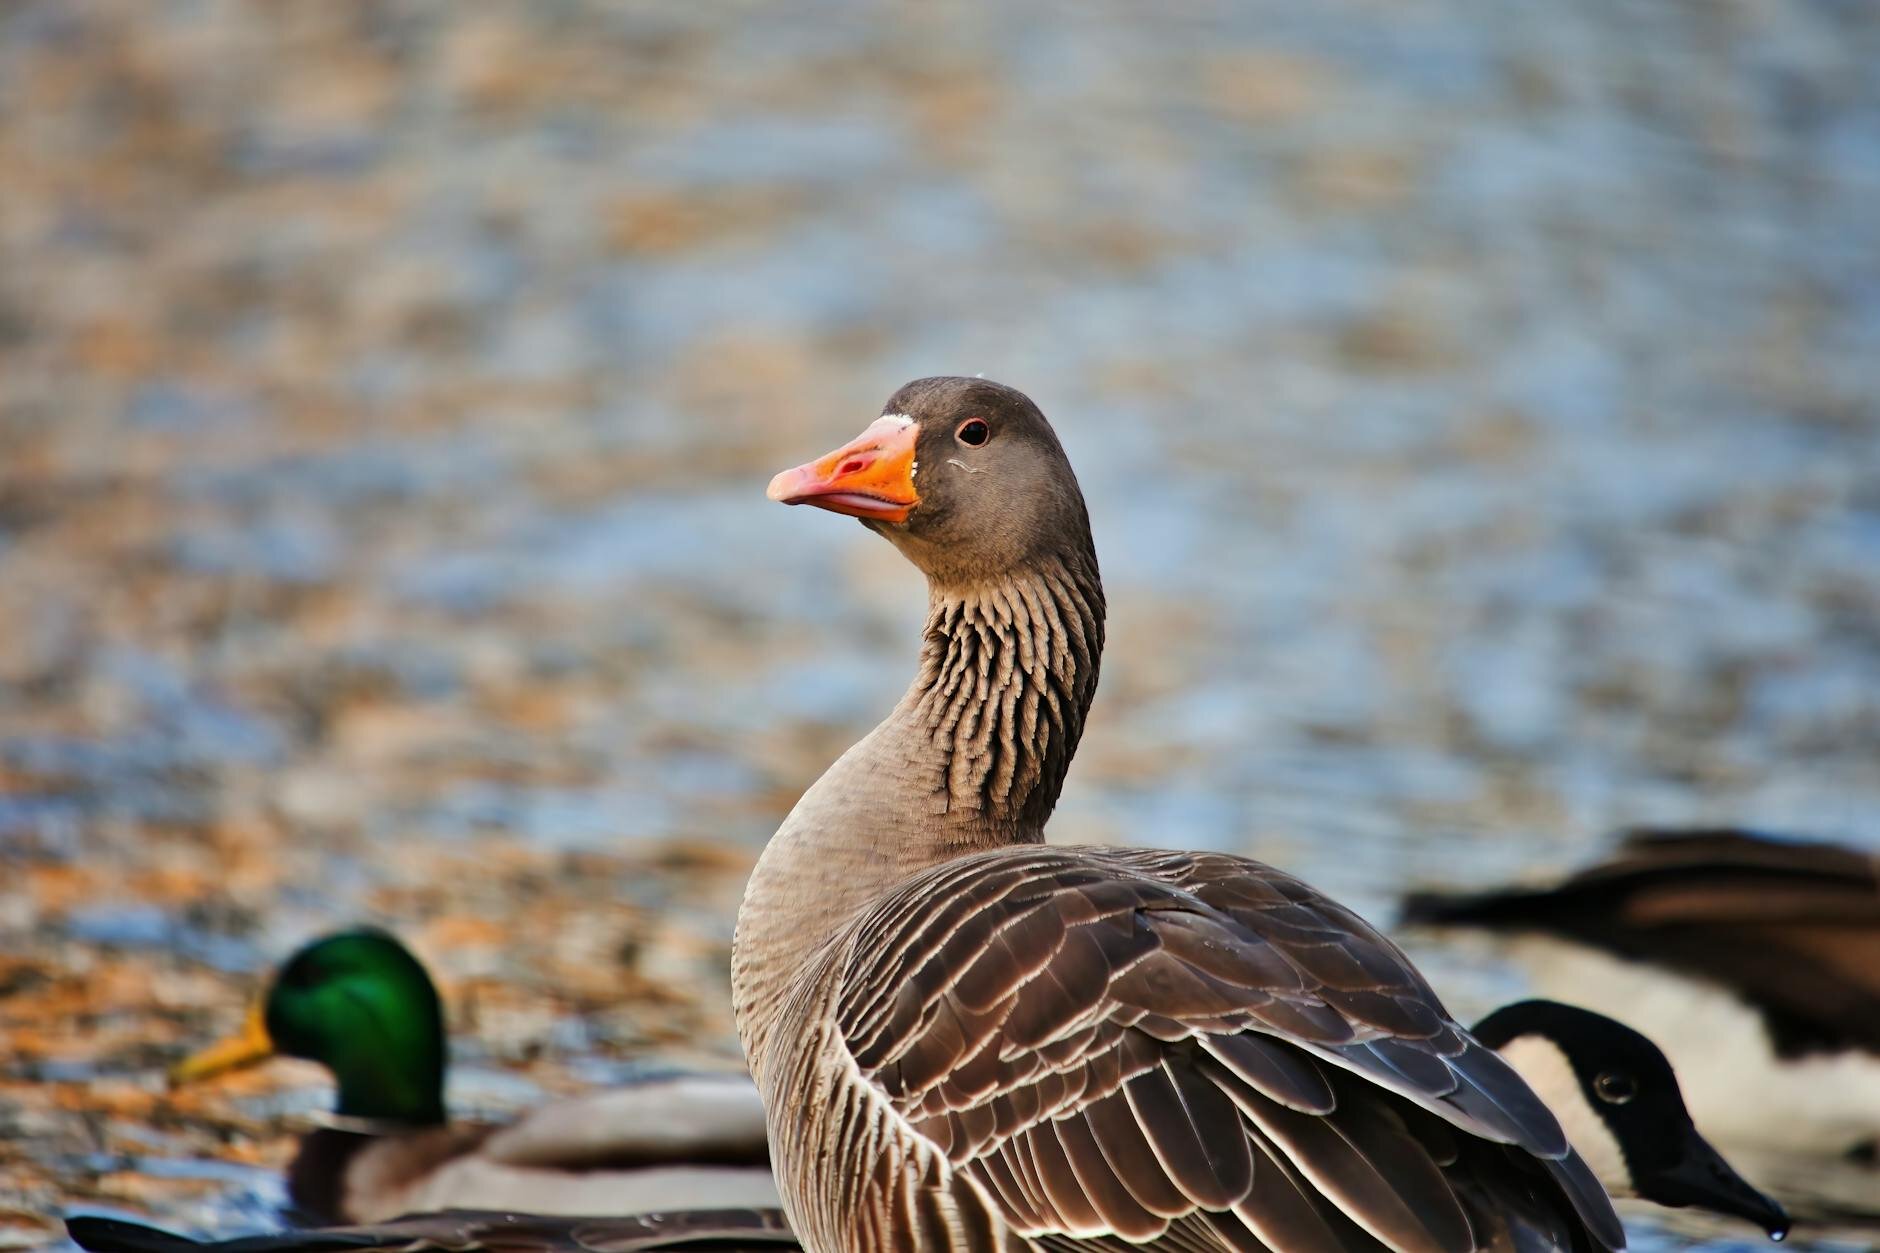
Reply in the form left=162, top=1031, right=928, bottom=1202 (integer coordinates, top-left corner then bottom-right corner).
left=763, top=846, right=1623, bottom=1253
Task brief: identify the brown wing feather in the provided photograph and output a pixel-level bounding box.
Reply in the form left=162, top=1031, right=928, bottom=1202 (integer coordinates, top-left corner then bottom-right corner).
left=1118, top=851, right=1572, bottom=1161
left=1226, top=1127, right=1393, bottom=1253
left=1053, top=1107, right=1166, bottom=1237
left=1209, top=1062, right=1468, bottom=1253
left=836, top=846, right=1623, bottom=1252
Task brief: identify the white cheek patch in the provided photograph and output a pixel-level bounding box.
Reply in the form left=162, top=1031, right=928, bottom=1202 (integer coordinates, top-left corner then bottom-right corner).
left=1498, top=1035, right=1633, bottom=1195
left=946, top=458, right=982, bottom=474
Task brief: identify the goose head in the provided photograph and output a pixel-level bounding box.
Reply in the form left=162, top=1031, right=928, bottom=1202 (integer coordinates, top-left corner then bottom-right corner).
left=767, top=376, right=1094, bottom=587
left=1475, top=1000, right=1789, bottom=1240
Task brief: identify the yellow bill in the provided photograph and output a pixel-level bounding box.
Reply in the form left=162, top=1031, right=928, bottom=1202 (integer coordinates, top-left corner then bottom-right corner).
left=169, top=1001, right=275, bottom=1087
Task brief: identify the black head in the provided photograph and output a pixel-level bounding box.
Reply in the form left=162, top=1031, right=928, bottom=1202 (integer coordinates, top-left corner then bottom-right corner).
left=1475, top=1000, right=1789, bottom=1240
left=767, top=376, right=1094, bottom=586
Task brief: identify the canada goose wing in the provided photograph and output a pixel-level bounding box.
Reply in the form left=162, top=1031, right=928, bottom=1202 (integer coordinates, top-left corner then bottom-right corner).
left=1404, top=828, right=1880, bottom=1054
left=1579, top=829, right=1880, bottom=923
left=65, top=1209, right=799, bottom=1253
left=1594, top=829, right=1880, bottom=1055
left=1607, top=828, right=1879, bottom=885
left=832, top=846, right=1623, bottom=1252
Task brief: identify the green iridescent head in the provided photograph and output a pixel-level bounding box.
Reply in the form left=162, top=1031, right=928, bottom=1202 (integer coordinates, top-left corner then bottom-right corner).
left=171, top=928, right=448, bottom=1125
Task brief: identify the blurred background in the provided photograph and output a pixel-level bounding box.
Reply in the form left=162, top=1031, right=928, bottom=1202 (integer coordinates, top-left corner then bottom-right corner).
left=1, top=1, right=1877, bottom=1247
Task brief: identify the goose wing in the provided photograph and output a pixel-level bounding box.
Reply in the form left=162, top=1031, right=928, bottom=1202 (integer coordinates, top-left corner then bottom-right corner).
left=833, top=846, right=1623, bottom=1253
left=1404, top=827, right=1880, bottom=1054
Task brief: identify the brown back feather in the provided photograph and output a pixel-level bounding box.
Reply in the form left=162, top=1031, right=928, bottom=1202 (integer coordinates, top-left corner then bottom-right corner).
left=824, top=846, right=1625, bottom=1252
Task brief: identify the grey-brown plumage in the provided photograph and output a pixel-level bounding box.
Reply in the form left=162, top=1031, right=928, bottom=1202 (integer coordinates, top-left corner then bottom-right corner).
left=736, top=377, right=1627, bottom=1253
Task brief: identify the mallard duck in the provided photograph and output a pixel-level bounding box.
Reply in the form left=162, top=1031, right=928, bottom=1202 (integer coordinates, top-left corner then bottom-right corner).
left=724, top=377, right=1763, bottom=1253
left=67, top=998, right=1786, bottom=1251
left=167, top=928, right=778, bottom=1224
left=1402, top=828, right=1880, bottom=1163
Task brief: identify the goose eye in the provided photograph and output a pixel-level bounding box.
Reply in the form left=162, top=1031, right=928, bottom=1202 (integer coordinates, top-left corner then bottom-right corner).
left=955, top=419, right=990, bottom=447
left=1594, top=1071, right=1637, bottom=1105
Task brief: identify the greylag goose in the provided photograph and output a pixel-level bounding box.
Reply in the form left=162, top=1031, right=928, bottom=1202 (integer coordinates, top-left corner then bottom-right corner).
left=1402, top=828, right=1880, bottom=1163
left=62, top=1000, right=1788, bottom=1251
left=168, top=929, right=777, bottom=1223
left=732, top=376, right=1630, bottom=1253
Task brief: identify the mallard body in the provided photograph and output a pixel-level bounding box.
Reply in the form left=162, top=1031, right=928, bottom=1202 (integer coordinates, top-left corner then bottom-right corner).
left=169, top=930, right=779, bottom=1223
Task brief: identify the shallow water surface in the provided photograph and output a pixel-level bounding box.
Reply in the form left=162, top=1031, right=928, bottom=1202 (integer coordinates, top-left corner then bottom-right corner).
left=1, top=2, right=1876, bottom=1249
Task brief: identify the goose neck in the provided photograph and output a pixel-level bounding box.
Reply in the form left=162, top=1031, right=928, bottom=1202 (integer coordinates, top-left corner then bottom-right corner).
left=733, top=552, right=1104, bottom=1073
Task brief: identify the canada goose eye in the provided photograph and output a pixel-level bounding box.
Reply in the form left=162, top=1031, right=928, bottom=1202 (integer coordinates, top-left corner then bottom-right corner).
left=1594, top=1071, right=1637, bottom=1105
left=955, top=418, right=990, bottom=447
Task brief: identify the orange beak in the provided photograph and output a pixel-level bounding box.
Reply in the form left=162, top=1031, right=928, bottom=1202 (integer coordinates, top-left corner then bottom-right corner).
left=767, top=417, right=920, bottom=523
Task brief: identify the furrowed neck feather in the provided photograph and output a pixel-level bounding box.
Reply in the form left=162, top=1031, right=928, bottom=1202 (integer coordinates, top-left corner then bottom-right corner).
left=734, top=547, right=1103, bottom=1075
left=898, top=550, right=1105, bottom=834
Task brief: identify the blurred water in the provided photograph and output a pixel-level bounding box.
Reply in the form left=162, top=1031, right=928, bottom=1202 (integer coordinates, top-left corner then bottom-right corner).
left=0, top=1, right=1876, bottom=1247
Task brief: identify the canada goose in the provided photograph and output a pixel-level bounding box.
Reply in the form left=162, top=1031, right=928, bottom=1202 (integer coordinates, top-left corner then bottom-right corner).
left=1402, top=828, right=1880, bottom=1162
left=729, top=376, right=1664, bottom=1253
left=168, top=928, right=778, bottom=1223
left=61, top=999, right=1787, bottom=1251
left=1473, top=1001, right=1786, bottom=1238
